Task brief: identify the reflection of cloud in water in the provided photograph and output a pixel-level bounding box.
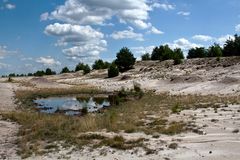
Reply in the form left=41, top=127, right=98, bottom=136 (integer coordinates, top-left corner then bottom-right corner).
left=34, top=96, right=110, bottom=115
left=61, top=100, right=81, bottom=110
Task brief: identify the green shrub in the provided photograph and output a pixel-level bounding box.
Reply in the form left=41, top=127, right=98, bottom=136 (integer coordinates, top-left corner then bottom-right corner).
left=151, top=45, right=173, bottom=61
left=83, top=64, right=91, bottom=75
left=45, top=68, right=56, bottom=75
left=187, top=47, right=207, bottom=59
left=92, top=59, right=110, bottom=70
left=208, top=44, right=222, bottom=57
left=9, top=73, right=16, bottom=77
left=115, top=47, right=136, bottom=72
left=133, top=83, right=142, bottom=92
left=171, top=103, right=182, bottom=113
left=223, top=34, right=240, bottom=57
left=33, top=70, right=45, bottom=77
left=141, top=53, right=151, bottom=61
left=173, top=57, right=182, bottom=65
left=75, top=63, right=86, bottom=72
left=75, top=63, right=91, bottom=75
left=8, top=77, right=13, bottom=82
left=60, top=67, right=70, bottom=74
left=108, top=64, right=119, bottom=78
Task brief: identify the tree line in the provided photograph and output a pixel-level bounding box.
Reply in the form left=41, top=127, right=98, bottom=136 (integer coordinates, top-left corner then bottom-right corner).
left=3, top=34, right=239, bottom=78
left=142, top=34, right=240, bottom=61
left=3, top=47, right=136, bottom=78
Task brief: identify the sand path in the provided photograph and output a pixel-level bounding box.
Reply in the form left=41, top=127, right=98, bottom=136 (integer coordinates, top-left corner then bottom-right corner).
left=0, top=82, right=20, bottom=160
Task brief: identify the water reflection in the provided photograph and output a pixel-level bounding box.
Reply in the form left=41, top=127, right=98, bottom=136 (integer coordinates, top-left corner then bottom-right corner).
left=34, top=96, right=110, bottom=116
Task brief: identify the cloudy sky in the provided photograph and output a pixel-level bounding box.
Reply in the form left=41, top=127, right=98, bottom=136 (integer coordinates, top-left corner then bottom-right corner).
left=0, top=0, right=240, bottom=75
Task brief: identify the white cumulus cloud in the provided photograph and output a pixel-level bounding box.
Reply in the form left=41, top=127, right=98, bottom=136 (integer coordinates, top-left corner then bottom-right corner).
left=131, top=45, right=155, bottom=59
left=44, top=23, right=104, bottom=43
left=216, top=35, right=235, bottom=47
left=235, top=24, right=240, bottom=32
left=44, top=23, right=107, bottom=61
left=166, top=38, right=202, bottom=54
left=41, top=0, right=161, bottom=29
left=36, top=56, right=61, bottom=66
left=110, top=27, right=144, bottom=41
left=192, top=35, right=214, bottom=42
left=62, top=40, right=107, bottom=59
left=147, top=26, right=164, bottom=35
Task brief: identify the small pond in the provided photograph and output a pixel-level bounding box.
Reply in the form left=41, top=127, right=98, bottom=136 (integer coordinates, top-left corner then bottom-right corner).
left=34, top=96, right=110, bottom=116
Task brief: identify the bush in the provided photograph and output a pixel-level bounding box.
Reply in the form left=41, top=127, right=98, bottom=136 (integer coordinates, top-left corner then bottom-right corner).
left=8, top=77, right=13, bottom=82
left=45, top=68, right=56, bottom=75
left=173, top=58, right=182, bottom=65
left=187, top=47, right=207, bottom=59
left=133, top=82, right=142, bottom=93
left=61, top=67, right=70, bottom=74
left=223, top=34, right=240, bottom=57
left=83, top=64, right=91, bottom=75
left=173, top=48, right=184, bottom=59
left=33, top=70, right=45, bottom=77
left=75, top=63, right=91, bottom=75
left=133, top=83, right=144, bottom=98
left=171, top=103, right=182, bottom=113
left=141, top=53, right=151, bottom=61
left=150, top=46, right=184, bottom=62
left=115, top=47, right=136, bottom=72
left=75, top=63, right=86, bottom=72
left=173, top=48, right=184, bottom=65
left=151, top=45, right=173, bottom=61
left=27, top=73, right=33, bottom=76
left=92, top=59, right=110, bottom=70
left=208, top=44, right=222, bottom=57
left=108, top=64, right=119, bottom=78
left=9, top=73, right=16, bottom=77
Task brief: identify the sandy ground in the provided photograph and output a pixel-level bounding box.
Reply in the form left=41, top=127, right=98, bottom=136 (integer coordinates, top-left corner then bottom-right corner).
left=0, top=57, right=239, bottom=159
left=0, top=83, right=20, bottom=160
left=56, top=57, right=240, bottom=95
left=28, top=104, right=240, bottom=160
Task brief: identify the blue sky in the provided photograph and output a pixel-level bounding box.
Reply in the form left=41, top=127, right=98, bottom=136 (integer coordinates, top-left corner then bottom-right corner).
left=0, top=0, right=240, bottom=75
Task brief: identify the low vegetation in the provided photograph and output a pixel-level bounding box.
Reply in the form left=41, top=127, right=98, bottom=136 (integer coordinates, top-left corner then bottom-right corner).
left=75, top=63, right=91, bottom=75
left=141, top=53, right=151, bottom=61
left=1, top=87, right=239, bottom=158
left=150, top=45, right=184, bottom=62
left=115, top=47, right=136, bottom=72
left=171, top=103, right=182, bottom=114
left=60, top=66, right=71, bottom=74
left=108, top=64, right=119, bottom=78
left=92, top=59, right=110, bottom=70
left=140, top=34, right=240, bottom=62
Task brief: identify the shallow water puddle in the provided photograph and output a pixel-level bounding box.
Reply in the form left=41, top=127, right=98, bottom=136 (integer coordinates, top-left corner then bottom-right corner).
left=34, top=96, right=110, bottom=116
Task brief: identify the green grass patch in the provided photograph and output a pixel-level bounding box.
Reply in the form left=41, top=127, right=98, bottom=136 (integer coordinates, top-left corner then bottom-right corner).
left=171, top=103, right=182, bottom=113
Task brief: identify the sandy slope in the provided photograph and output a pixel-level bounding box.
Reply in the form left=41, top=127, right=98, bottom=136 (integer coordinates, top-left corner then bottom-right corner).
left=57, top=57, right=240, bottom=95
